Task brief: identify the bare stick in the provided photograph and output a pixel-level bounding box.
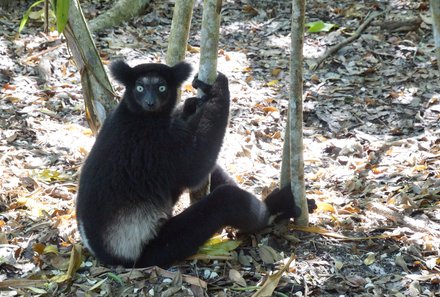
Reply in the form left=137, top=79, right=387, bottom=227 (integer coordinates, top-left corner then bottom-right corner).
left=313, top=10, right=386, bottom=70
left=190, top=0, right=222, bottom=203
left=367, top=202, right=440, bottom=237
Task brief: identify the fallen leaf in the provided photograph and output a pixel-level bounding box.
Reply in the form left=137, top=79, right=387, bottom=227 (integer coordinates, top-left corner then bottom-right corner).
left=364, top=252, right=376, bottom=266
left=258, top=245, right=282, bottom=264
left=251, top=254, right=295, bottom=297
left=395, top=254, right=409, bottom=272
left=334, top=259, right=344, bottom=272
left=271, top=68, right=282, bottom=77
left=229, top=269, right=246, bottom=287
left=317, top=202, right=336, bottom=213
left=266, top=80, right=279, bottom=86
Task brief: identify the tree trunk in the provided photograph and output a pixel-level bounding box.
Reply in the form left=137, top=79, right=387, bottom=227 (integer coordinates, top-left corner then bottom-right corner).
left=280, top=0, right=308, bottom=226
left=166, top=0, right=195, bottom=67
left=431, top=0, right=440, bottom=70
left=88, top=0, right=151, bottom=32
left=64, top=0, right=117, bottom=133
left=189, top=0, right=222, bottom=203
left=197, top=0, right=222, bottom=87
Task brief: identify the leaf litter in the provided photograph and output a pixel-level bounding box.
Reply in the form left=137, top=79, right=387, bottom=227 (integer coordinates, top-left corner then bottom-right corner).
left=0, top=0, right=439, bottom=296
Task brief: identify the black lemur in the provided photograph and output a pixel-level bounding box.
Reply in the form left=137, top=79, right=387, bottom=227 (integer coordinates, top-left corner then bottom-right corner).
left=76, top=60, right=316, bottom=268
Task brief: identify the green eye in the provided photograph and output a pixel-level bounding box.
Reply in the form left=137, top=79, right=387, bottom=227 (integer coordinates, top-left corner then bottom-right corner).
left=158, top=85, right=167, bottom=92
left=136, top=85, right=144, bottom=92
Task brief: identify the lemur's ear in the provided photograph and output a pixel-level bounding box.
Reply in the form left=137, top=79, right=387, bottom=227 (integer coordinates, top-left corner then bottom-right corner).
left=110, top=60, right=133, bottom=86
left=171, top=62, right=192, bottom=86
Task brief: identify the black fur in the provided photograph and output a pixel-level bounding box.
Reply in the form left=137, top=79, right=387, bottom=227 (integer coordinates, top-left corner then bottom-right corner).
left=76, top=60, right=314, bottom=268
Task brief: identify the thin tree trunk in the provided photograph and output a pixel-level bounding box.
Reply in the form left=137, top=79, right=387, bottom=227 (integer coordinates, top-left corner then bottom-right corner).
left=197, top=0, right=222, bottom=87
left=280, top=0, right=308, bottom=226
left=64, top=0, right=116, bottom=133
left=431, top=0, right=440, bottom=70
left=166, top=0, right=195, bottom=67
left=189, top=0, right=222, bottom=203
left=44, top=0, right=49, bottom=34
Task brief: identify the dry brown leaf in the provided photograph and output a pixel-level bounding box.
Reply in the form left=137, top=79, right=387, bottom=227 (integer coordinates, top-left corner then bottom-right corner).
left=395, top=254, right=409, bottom=272
left=33, top=242, right=45, bottom=255
left=251, top=254, right=295, bottom=297
left=310, top=74, right=320, bottom=83
left=242, top=4, right=258, bottom=16
left=258, top=245, right=282, bottom=264
left=271, top=131, right=281, bottom=139
left=262, top=106, right=278, bottom=113
left=186, top=44, right=200, bottom=53
left=0, top=279, right=47, bottom=289
left=271, top=68, right=282, bottom=77
left=0, top=232, right=7, bottom=244
left=2, top=83, right=16, bottom=90
left=183, top=84, right=195, bottom=92
left=345, top=275, right=366, bottom=287
left=338, top=204, right=362, bottom=214
left=317, top=202, right=336, bottom=213
left=153, top=267, right=208, bottom=289
left=229, top=269, right=246, bottom=287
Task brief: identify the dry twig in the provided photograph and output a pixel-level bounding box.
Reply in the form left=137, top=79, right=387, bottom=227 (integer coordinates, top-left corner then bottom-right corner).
left=367, top=202, right=440, bottom=237
left=313, top=10, right=387, bottom=70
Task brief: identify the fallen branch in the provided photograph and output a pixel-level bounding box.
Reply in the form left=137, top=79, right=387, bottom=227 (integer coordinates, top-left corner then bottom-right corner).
left=376, top=17, right=421, bottom=32
left=367, top=202, right=440, bottom=237
left=25, top=42, right=63, bottom=62
left=313, top=10, right=386, bottom=70
left=88, top=0, right=152, bottom=32
left=0, top=279, right=47, bottom=289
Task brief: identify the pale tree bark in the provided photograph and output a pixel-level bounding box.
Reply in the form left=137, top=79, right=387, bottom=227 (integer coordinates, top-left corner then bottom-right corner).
left=64, top=0, right=117, bottom=133
left=431, top=0, right=440, bottom=70
left=189, top=0, right=222, bottom=203
left=197, top=0, right=222, bottom=87
left=166, top=0, right=195, bottom=67
left=88, top=0, right=151, bottom=32
left=280, top=0, right=308, bottom=226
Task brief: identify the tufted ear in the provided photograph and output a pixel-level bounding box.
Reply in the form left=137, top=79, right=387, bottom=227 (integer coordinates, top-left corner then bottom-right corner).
left=172, top=62, right=192, bottom=86
left=110, top=60, right=133, bottom=86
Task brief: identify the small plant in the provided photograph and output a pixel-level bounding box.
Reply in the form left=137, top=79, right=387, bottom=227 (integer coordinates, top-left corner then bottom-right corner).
left=19, top=0, right=70, bottom=34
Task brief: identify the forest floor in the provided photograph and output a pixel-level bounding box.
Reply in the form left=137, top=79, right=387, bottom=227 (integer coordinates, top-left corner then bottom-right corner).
left=1, top=0, right=439, bottom=296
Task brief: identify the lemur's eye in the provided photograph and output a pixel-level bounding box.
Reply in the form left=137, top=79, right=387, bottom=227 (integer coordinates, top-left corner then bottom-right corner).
left=158, top=85, right=167, bottom=92
left=136, top=85, right=144, bottom=92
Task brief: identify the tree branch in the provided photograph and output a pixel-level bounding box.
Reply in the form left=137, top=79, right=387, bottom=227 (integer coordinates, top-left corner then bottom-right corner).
left=313, top=10, right=386, bottom=70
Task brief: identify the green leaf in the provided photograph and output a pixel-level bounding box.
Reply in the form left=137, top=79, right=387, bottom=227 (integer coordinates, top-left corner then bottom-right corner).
left=199, top=239, right=241, bottom=256
left=19, top=0, right=45, bottom=33
left=107, top=272, right=124, bottom=285
left=55, top=0, right=70, bottom=33
left=305, top=20, right=338, bottom=33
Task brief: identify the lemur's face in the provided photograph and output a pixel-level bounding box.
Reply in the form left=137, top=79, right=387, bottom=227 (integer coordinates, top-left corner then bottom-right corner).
left=132, top=74, right=169, bottom=112
left=110, top=60, right=192, bottom=114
